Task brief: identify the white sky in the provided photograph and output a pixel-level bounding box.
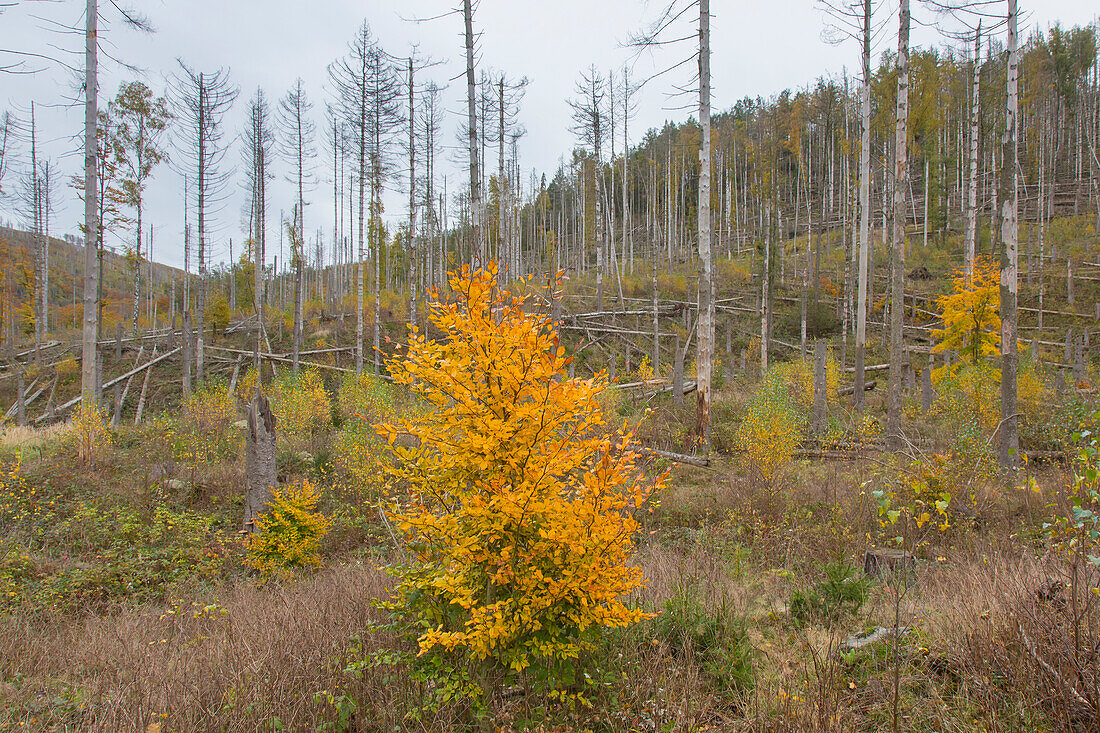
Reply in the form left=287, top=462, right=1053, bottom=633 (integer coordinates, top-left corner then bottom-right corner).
left=1, top=0, right=1098, bottom=270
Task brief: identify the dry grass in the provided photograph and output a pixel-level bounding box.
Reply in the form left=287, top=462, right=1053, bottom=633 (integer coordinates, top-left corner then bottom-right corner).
left=0, top=562, right=438, bottom=732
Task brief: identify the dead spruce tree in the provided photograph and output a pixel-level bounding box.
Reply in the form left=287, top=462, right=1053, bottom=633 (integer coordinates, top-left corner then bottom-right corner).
left=276, top=78, right=317, bottom=374
left=887, top=0, right=910, bottom=448
left=169, top=62, right=238, bottom=385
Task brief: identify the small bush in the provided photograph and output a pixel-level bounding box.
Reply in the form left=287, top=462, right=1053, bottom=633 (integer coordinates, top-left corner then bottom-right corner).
left=270, top=370, right=332, bottom=450
left=247, top=480, right=330, bottom=576
left=788, top=559, right=870, bottom=622
left=652, top=580, right=754, bottom=695
left=66, top=404, right=112, bottom=466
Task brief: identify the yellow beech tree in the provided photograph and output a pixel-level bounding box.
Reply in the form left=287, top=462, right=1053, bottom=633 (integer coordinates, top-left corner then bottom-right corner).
left=933, top=256, right=1001, bottom=366
left=377, top=263, right=664, bottom=680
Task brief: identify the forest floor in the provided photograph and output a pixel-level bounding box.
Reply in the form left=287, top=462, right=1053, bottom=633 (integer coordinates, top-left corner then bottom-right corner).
left=0, top=377, right=1094, bottom=732
left=2, top=219, right=1100, bottom=731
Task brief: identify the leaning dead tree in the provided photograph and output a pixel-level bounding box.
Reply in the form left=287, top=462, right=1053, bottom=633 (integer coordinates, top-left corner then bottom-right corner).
left=169, top=61, right=238, bottom=386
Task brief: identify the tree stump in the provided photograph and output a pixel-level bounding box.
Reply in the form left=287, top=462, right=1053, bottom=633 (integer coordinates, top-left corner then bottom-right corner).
left=863, top=548, right=916, bottom=578
left=243, top=393, right=278, bottom=533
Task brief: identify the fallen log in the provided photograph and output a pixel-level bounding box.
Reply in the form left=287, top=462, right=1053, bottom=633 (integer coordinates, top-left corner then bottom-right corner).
left=636, top=447, right=710, bottom=467
left=837, top=379, right=877, bottom=396
left=35, top=346, right=182, bottom=424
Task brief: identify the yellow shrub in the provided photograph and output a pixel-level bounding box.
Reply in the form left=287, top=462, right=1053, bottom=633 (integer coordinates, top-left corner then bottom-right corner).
left=379, top=264, right=664, bottom=681
left=67, top=403, right=112, bottom=466
left=336, top=373, right=392, bottom=423
left=269, top=370, right=332, bottom=449
left=235, top=366, right=259, bottom=405
left=770, top=355, right=839, bottom=413
left=247, top=479, right=330, bottom=575
left=736, top=388, right=802, bottom=483
left=177, top=382, right=239, bottom=465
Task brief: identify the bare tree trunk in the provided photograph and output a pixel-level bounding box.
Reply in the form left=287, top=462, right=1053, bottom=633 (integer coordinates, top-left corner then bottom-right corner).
left=999, top=0, right=1020, bottom=471
left=695, top=0, right=713, bottom=452
left=887, top=0, right=909, bottom=448
left=243, top=394, right=277, bottom=533
left=813, top=339, right=827, bottom=435
left=182, top=308, right=192, bottom=399
left=964, top=25, right=981, bottom=280
left=854, top=0, right=872, bottom=412
left=463, top=0, right=482, bottom=263
left=409, top=58, right=418, bottom=331
left=82, top=0, right=100, bottom=408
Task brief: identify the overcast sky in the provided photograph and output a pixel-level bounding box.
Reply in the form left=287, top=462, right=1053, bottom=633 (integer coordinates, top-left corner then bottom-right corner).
left=1, top=0, right=1098, bottom=271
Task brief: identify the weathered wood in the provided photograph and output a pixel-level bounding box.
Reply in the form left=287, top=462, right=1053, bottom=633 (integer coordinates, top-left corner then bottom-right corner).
left=112, top=346, right=144, bottom=427
left=243, top=393, right=278, bottom=533
left=838, top=379, right=877, bottom=396
left=34, top=346, right=182, bottom=424
left=812, top=340, right=827, bottom=435
left=134, top=346, right=157, bottom=425
left=182, top=310, right=193, bottom=399
left=228, top=354, right=244, bottom=394
left=921, top=367, right=933, bottom=412
left=206, top=345, right=356, bottom=374
left=863, top=548, right=916, bottom=578
left=636, top=447, right=710, bottom=467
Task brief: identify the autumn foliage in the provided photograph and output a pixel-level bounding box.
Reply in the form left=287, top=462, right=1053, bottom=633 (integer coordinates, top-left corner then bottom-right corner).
left=933, top=256, right=1001, bottom=366
left=377, top=264, right=664, bottom=680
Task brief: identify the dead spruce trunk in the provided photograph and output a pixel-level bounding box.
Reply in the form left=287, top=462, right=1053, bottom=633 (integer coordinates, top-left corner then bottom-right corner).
left=243, top=393, right=278, bottom=533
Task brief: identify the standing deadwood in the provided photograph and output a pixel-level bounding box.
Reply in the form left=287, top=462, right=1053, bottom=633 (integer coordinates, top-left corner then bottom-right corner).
left=243, top=393, right=277, bottom=533
left=921, top=365, right=933, bottom=412
left=963, top=24, right=981, bottom=280
left=887, top=0, right=909, bottom=449
left=854, top=0, right=872, bottom=412
left=568, top=66, right=607, bottom=310
left=243, top=88, right=273, bottom=379
left=285, top=207, right=305, bottom=373
left=812, top=339, right=827, bottom=435
left=277, top=78, right=316, bottom=374
left=463, top=0, right=483, bottom=263
left=695, top=0, right=714, bottom=452
left=1074, top=336, right=1085, bottom=384
left=998, top=0, right=1020, bottom=472
left=82, top=0, right=100, bottom=409
left=181, top=308, right=192, bottom=399
left=673, top=334, right=684, bottom=406
left=366, top=47, right=401, bottom=377
left=328, top=23, right=376, bottom=376
left=169, top=63, right=239, bottom=386
left=407, top=57, right=417, bottom=331
left=112, top=81, right=171, bottom=337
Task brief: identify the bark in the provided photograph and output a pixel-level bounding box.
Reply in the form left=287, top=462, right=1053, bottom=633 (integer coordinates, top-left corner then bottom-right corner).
left=82, top=0, right=99, bottom=408
left=243, top=394, right=277, bottom=533
left=854, top=0, right=872, bottom=412
left=964, top=25, right=982, bottom=280
left=695, top=0, right=713, bottom=452
left=999, top=0, right=1020, bottom=471
left=812, top=339, right=827, bottom=435
left=887, top=0, right=909, bottom=448
left=463, top=0, right=482, bottom=263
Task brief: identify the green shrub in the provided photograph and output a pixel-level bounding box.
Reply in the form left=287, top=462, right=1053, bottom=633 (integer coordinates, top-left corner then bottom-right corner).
left=652, top=581, right=754, bottom=695
left=789, top=559, right=870, bottom=623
